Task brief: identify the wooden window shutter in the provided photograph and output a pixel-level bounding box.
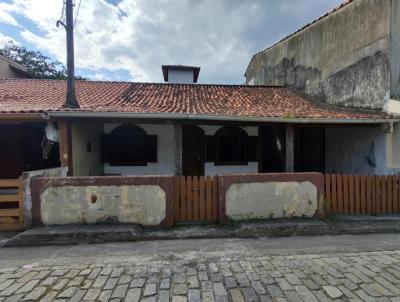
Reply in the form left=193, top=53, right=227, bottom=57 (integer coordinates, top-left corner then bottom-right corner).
left=247, top=136, right=258, bottom=162
left=146, top=135, right=158, bottom=162
left=205, top=135, right=217, bottom=162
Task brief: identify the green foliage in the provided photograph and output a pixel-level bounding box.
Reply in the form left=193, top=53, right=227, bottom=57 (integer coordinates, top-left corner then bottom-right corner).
left=0, top=41, right=85, bottom=80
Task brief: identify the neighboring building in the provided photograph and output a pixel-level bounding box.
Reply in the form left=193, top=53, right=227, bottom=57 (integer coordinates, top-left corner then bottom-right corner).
left=245, top=0, right=400, bottom=175
left=0, top=55, right=36, bottom=79
left=0, top=64, right=396, bottom=179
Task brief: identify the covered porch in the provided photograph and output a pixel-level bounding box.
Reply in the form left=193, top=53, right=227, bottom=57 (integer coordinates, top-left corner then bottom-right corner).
left=55, top=117, right=395, bottom=178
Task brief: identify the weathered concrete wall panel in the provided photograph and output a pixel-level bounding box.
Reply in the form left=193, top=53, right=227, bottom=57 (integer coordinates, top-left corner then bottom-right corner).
left=226, top=181, right=318, bottom=220
left=246, top=0, right=391, bottom=109
left=324, top=126, right=400, bottom=175
left=40, top=185, right=166, bottom=226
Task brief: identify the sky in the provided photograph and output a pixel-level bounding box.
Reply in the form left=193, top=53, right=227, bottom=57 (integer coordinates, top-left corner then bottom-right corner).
left=0, top=0, right=344, bottom=84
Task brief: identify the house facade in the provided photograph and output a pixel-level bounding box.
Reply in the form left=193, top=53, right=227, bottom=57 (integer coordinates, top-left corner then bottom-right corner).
left=245, top=0, right=400, bottom=175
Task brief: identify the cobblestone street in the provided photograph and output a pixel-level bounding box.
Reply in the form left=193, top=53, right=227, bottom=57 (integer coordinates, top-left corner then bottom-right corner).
left=1, top=234, right=400, bottom=301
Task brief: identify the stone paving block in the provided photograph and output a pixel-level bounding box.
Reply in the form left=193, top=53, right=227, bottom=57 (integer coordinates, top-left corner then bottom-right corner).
left=144, top=283, right=157, bottom=296
left=294, top=285, right=318, bottom=302
left=174, top=283, right=188, bottom=295
left=229, top=288, right=244, bottom=302
left=213, top=283, right=227, bottom=297
left=58, top=287, right=77, bottom=299
left=98, top=290, right=113, bottom=302
left=323, top=286, right=343, bottom=299
left=21, top=286, right=47, bottom=301
left=158, top=290, right=169, bottom=302
left=68, top=289, right=86, bottom=302
left=111, top=284, right=128, bottom=298
left=241, top=287, right=258, bottom=302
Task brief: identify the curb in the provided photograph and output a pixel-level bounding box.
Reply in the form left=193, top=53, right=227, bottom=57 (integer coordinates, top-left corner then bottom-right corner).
left=3, top=219, right=400, bottom=247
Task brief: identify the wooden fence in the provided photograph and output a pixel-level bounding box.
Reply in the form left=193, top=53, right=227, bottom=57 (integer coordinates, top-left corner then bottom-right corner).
left=325, top=174, right=400, bottom=215
left=173, top=176, right=218, bottom=223
left=0, top=177, right=25, bottom=231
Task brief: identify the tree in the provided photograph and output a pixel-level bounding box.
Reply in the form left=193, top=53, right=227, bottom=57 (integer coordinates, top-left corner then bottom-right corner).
left=0, top=41, right=84, bottom=80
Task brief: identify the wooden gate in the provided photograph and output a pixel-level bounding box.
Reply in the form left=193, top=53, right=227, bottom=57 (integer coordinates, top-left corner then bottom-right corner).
left=325, top=174, right=400, bottom=215
left=174, top=176, right=218, bottom=223
left=0, top=177, right=25, bottom=231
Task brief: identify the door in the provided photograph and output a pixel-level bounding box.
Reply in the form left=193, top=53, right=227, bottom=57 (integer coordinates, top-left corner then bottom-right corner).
left=182, top=125, right=205, bottom=176
left=294, top=127, right=325, bottom=172
left=259, top=126, right=286, bottom=173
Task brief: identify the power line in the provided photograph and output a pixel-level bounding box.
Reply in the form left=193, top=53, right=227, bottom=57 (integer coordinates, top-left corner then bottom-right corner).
left=74, top=0, right=82, bottom=29
left=58, top=0, right=66, bottom=25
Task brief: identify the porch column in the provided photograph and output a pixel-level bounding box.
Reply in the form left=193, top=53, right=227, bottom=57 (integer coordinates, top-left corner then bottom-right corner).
left=174, top=123, right=183, bottom=176
left=58, top=120, right=73, bottom=176
left=285, top=124, right=294, bottom=172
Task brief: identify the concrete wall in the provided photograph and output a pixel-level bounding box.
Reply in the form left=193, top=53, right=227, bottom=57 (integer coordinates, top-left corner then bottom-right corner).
left=219, top=173, right=324, bottom=222
left=0, top=56, right=22, bottom=78
left=226, top=182, right=318, bottom=220
left=41, top=185, right=166, bottom=226
left=200, top=125, right=259, bottom=175
left=325, top=126, right=400, bottom=175
left=72, top=122, right=103, bottom=176
left=245, top=0, right=393, bottom=109
left=104, top=124, right=175, bottom=176
left=23, top=167, right=68, bottom=227
left=31, top=176, right=174, bottom=226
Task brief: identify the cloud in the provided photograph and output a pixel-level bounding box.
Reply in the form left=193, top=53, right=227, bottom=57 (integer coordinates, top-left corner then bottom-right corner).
left=0, top=3, right=19, bottom=26
left=0, top=32, right=16, bottom=47
left=2, top=0, right=343, bottom=83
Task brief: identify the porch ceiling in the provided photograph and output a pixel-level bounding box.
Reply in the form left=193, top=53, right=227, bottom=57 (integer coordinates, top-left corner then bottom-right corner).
left=0, top=79, right=397, bottom=124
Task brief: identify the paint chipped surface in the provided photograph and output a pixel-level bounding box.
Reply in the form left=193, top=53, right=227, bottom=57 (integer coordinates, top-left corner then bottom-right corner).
left=41, top=185, right=166, bottom=226
left=226, top=181, right=318, bottom=220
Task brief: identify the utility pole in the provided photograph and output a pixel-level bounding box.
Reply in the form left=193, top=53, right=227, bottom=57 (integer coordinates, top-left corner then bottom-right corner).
left=58, top=0, right=79, bottom=108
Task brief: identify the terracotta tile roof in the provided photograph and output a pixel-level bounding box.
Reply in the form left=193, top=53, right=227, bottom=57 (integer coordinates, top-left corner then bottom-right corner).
left=0, top=79, right=392, bottom=121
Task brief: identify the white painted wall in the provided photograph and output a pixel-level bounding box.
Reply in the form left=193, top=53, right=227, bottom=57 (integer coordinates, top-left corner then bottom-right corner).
left=325, top=126, right=400, bottom=175
left=168, top=69, right=194, bottom=84
left=199, top=125, right=259, bottom=175
left=72, top=122, right=103, bottom=176
left=104, top=124, right=175, bottom=176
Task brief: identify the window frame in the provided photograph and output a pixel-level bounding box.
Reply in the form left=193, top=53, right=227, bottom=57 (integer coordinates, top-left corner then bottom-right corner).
left=214, top=126, right=249, bottom=166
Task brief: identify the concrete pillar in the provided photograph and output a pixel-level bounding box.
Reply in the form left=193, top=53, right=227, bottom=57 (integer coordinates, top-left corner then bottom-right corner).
left=286, top=124, right=294, bottom=172
left=174, top=123, right=183, bottom=176
left=58, top=120, right=73, bottom=176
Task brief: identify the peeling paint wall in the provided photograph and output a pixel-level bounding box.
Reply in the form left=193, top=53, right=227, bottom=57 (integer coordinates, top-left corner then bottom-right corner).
left=71, top=122, right=103, bottom=176
left=40, top=185, right=166, bottom=226
left=245, top=0, right=392, bottom=109
left=226, top=181, right=318, bottom=221
left=325, top=126, right=400, bottom=175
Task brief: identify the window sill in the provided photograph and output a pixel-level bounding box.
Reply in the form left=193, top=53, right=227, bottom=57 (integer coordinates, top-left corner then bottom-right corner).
left=108, top=162, right=148, bottom=167
left=214, top=161, right=249, bottom=166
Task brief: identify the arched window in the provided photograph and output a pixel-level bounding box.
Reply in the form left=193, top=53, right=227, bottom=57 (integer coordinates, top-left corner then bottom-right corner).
left=102, top=124, right=157, bottom=166
left=215, top=126, right=248, bottom=164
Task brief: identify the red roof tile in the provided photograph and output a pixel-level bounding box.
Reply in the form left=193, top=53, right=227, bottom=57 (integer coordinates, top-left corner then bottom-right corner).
left=0, top=79, right=392, bottom=121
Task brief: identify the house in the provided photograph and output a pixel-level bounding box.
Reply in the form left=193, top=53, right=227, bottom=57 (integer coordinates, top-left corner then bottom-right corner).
left=0, top=54, right=36, bottom=79
left=0, top=65, right=396, bottom=179
left=245, top=0, right=400, bottom=175
left=2, top=0, right=400, bottom=230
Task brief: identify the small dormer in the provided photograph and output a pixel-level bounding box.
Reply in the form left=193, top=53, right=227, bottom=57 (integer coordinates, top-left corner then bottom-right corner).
left=162, top=65, right=200, bottom=84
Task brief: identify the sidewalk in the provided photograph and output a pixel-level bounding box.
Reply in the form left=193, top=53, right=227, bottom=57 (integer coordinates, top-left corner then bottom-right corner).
left=3, top=216, right=400, bottom=247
